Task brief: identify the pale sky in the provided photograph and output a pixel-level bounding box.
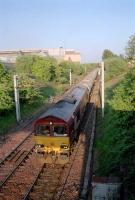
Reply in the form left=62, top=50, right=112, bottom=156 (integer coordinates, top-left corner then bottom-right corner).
left=0, top=0, right=135, bottom=62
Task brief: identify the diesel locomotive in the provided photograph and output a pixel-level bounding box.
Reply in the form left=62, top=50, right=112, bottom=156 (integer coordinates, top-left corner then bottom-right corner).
left=33, top=68, right=98, bottom=164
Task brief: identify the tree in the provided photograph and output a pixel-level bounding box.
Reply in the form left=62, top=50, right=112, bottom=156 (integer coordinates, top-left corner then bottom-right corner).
left=32, top=57, right=56, bottom=82
left=19, top=74, right=42, bottom=104
left=126, top=34, right=135, bottom=60
left=55, top=61, right=70, bottom=83
left=15, top=55, right=35, bottom=74
left=102, top=49, right=116, bottom=60
left=0, top=63, right=13, bottom=112
left=104, top=57, right=127, bottom=81
left=15, top=55, right=57, bottom=83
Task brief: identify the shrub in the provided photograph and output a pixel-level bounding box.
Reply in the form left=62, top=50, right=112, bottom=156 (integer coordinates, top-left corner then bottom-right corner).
left=104, top=57, right=127, bottom=81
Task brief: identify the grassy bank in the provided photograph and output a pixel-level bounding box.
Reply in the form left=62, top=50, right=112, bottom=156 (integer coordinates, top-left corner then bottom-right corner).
left=96, top=68, right=135, bottom=198
left=95, top=73, right=126, bottom=174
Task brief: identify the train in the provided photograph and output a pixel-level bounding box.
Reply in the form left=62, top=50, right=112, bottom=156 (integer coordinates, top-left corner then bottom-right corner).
left=33, top=68, right=98, bottom=164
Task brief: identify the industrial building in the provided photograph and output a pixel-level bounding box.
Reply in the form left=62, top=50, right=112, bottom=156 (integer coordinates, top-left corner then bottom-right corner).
left=0, top=48, right=81, bottom=64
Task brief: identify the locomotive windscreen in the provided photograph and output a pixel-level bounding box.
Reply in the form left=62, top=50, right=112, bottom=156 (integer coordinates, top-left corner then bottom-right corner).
left=36, top=125, right=50, bottom=135
left=53, top=126, right=67, bottom=136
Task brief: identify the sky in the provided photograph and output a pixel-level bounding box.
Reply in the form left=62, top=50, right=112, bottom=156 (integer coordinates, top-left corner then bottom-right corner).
left=0, top=0, right=135, bottom=62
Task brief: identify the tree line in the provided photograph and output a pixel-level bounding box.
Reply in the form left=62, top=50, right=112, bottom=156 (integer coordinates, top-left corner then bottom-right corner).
left=0, top=56, right=95, bottom=114
left=102, top=34, right=135, bottom=81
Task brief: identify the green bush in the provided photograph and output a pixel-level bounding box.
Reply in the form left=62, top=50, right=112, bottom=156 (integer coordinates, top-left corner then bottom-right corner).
left=104, top=57, right=127, bottom=81
left=0, top=64, right=14, bottom=113
left=98, top=68, right=135, bottom=196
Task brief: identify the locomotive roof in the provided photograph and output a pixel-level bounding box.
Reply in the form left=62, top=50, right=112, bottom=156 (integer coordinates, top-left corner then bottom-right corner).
left=39, top=86, right=87, bottom=123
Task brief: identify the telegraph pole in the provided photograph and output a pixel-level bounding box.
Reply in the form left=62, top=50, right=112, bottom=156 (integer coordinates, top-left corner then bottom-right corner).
left=13, top=75, right=21, bottom=122
left=101, top=61, right=104, bottom=118
left=70, top=68, right=72, bottom=86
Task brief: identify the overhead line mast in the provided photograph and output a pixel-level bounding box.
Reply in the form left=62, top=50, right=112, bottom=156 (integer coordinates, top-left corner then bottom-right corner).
left=101, top=61, right=104, bottom=118
left=13, top=75, right=21, bottom=122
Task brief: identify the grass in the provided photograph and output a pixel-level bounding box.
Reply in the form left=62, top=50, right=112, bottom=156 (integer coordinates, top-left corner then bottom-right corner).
left=105, top=72, right=126, bottom=89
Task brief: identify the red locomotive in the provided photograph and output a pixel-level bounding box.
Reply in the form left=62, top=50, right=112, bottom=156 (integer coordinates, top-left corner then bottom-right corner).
left=34, top=69, right=98, bottom=164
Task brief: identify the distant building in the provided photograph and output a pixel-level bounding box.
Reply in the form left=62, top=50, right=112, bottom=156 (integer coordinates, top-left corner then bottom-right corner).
left=64, top=50, right=81, bottom=62
left=0, top=48, right=81, bottom=64
left=0, top=49, right=48, bottom=64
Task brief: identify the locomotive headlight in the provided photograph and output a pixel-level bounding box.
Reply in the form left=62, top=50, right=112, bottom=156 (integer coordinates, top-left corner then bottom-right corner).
left=36, top=144, right=44, bottom=148
left=60, top=144, right=69, bottom=149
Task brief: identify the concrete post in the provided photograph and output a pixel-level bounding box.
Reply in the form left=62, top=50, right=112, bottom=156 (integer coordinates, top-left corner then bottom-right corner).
left=70, top=68, right=72, bottom=86
left=13, top=75, right=21, bottom=122
left=101, top=61, right=104, bottom=118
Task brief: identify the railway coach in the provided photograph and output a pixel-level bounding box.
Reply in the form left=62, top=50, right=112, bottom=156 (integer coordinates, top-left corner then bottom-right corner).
left=33, top=68, right=98, bottom=164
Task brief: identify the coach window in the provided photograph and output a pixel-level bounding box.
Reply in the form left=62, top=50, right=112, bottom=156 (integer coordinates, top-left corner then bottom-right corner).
left=37, top=125, right=50, bottom=135
left=53, top=126, right=67, bottom=136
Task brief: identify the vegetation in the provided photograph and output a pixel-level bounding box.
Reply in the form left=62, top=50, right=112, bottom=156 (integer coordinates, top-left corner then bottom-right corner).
left=0, top=56, right=97, bottom=134
left=97, top=69, right=135, bottom=197
left=126, top=34, right=135, bottom=60
left=0, top=63, right=13, bottom=112
left=19, top=74, right=42, bottom=104
left=102, top=49, right=116, bottom=60
left=104, top=56, right=127, bottom=81
left=102, top=48, right=128, bottom=81
left=97, top=35, right=135, bottom=198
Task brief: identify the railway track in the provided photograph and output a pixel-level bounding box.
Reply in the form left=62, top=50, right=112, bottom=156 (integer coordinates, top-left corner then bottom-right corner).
left=19, top=80, right=99, bottom=200
left=21, top=133, right=86, bottom=200
left=0, top=145, right=35, bottom=189
left=0, top=133, right=33, bottom=166
left=0, top=148, right=43, bottom=200
left=0, top=133, right=35, bottom=188
left=22, top=164, right=65, bottom=200
left=0, top=75, right=100, bottom=200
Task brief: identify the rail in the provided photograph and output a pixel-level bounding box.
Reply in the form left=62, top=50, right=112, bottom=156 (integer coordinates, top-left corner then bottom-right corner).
left=22, top=164, right=45, bottom=200
left=0, top=145, right=35, bottom=189
left=0, top=132, right=33, bottom=166
left=57, top=138, right=82, bottom=200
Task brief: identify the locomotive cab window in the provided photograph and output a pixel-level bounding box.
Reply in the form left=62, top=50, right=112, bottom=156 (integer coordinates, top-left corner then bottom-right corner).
left=36, top=125, right=50, bottom=135
left=53, top=126, right=67, bottom=136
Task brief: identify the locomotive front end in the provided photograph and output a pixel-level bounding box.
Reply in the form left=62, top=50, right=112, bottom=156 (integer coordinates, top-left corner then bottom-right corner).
left=34, top=118, right=70, bottom=164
